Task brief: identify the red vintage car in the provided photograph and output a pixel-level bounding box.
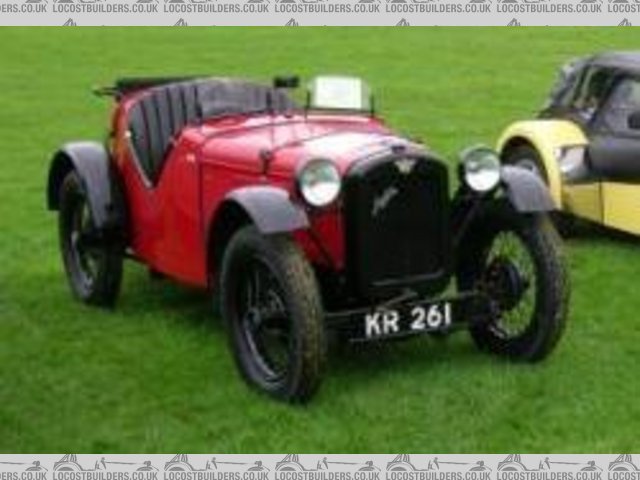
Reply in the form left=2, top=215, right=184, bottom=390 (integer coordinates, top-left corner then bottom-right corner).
left=47, top=75, right=569, bottom=402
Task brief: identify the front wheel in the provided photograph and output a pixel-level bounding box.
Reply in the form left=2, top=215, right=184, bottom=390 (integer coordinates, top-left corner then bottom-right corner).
left=220, top=226, right=326, bottom=403
left=457, top=201, right=569, bottom=361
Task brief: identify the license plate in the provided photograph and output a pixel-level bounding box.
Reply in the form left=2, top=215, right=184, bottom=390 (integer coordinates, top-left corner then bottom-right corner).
left=363, top=301, right=453, bottom=339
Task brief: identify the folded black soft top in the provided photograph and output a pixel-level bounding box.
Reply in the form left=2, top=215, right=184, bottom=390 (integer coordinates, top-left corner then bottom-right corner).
left=116, top=76, right=202, bottom=92
left=94, top=76, right=206, bottom=97
left=98, top=75, right=299, bottom=98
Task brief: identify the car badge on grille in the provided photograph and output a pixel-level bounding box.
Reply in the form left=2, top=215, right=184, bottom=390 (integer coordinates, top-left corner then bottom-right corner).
left=372, top=186, right=399, bottom=218
left=395, top=158, right=416, bottom=175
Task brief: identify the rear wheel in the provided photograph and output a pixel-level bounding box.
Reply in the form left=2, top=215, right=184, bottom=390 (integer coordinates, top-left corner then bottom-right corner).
left=504, top=144, right=576, bottom=236
left=220, top=226, right=326, bottom=402
left=457, top=201, right=569, bottom=361
left=58, top=170, right=123, bottom=307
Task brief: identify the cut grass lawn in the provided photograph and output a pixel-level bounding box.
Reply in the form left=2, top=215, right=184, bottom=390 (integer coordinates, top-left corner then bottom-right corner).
left=1, top=27, right=640, bottom=453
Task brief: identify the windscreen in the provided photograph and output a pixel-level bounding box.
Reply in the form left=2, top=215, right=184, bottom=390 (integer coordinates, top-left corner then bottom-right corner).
left=307, top=76, right=372, bottom=112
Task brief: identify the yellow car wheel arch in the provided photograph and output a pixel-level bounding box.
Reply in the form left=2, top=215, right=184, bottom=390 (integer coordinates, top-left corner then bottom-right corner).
left=497, top=119, right=589, bottom=209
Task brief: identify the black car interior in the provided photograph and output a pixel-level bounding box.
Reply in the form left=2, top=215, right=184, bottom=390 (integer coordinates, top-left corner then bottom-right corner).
left=125, top=78, right=297, bottom=184
left=588, top=77, right=640, bottom=182
left=540, top=53, right=640, bottom=183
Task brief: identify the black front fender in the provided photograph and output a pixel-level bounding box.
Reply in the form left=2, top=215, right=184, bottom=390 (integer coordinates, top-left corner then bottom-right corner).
left=500, top=165, right=555, bottom=213
left=452, top=166, right=555, bottom=247
left=224, top=186, right=309, bottom=234
left=47, top=141, right=123, bottom=229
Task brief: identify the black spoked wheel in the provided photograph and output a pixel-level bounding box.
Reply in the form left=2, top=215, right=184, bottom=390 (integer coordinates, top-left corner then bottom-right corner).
left=457, top=201, right=570, bottom=361
left=504, top=144, right=577, bottom=236
left=220, top=226, right=326, bottom=402
left=480, top=231, right=537, bottom=339
left=238, top=257, right=292, bottom=382
left=58, top=170, right=123, bottom=307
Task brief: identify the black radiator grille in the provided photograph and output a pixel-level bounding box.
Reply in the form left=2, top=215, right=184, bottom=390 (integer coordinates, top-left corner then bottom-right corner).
left=344, top=154, right=451, bottom=300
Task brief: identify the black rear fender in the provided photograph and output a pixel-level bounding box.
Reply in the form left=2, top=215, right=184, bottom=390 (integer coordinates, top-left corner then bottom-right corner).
left=47, top=141, right=126, bottom=231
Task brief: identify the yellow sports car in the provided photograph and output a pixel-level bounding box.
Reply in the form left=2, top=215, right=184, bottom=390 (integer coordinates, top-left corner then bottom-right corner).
left=499, top=51, right=640, bottom=235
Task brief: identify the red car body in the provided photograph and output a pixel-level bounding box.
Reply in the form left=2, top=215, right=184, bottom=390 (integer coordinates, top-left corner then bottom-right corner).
left=110, top=91, right=406, bottom=289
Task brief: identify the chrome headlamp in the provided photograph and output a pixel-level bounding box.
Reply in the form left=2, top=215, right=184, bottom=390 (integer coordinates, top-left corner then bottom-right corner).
left=297, top=159, right=342, bottom=207
left=460, top=146, right=501, bottom=193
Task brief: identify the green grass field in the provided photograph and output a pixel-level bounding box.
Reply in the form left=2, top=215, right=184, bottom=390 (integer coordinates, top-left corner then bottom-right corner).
left=1, top=28, right=640, bottom=453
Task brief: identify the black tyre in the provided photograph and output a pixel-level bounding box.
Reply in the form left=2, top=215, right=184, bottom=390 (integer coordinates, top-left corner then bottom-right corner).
left=58, top=170, right=123, bottom=307
left=457, top=201, right=569, bottom=361
left=220, top=226, right=326, bottom=402
left=504, top=144, right=576, bottom=236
